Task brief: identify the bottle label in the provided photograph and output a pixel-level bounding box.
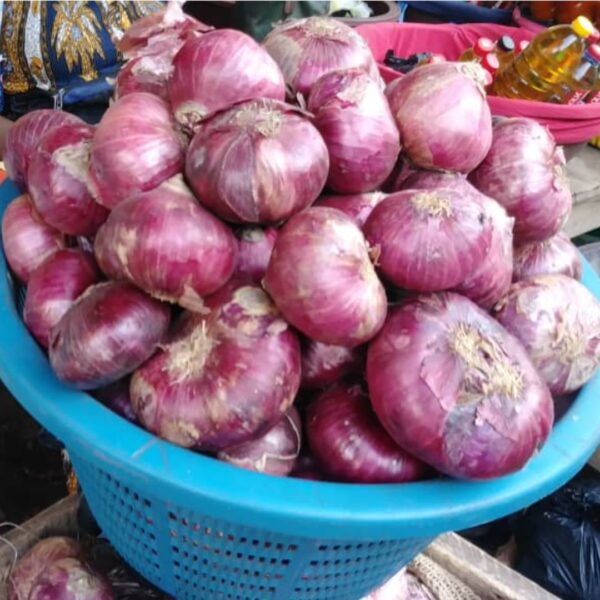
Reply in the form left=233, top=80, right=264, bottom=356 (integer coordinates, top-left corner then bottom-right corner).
left=566, top=90, right=588, bottom=105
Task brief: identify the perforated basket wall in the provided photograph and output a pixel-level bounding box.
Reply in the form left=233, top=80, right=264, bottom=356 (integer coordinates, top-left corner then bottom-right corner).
left=72, top=453, right=431, bottom=600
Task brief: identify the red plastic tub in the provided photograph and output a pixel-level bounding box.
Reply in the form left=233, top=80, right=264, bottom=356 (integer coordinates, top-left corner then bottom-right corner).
left=357, top=22, right=600, bottom=144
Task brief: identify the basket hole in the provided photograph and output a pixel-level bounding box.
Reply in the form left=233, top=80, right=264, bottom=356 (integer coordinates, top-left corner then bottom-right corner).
left=318, top=545, right=328, bottom=551
left=281, top=559, right=290, bottom=566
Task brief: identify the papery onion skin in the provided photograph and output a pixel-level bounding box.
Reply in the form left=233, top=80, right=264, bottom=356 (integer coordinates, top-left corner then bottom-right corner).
left=131, top=285, right=301, bottom=451
left=115, top=54, right=174, bottom=101
left=8, top=537, right=81, bottom=600
left=169, top=29, right=285, bottom=130
left=315, top=191, right=387, bottom=228
left=494, top=275, right=600, bottom=395
left=28, top=123, right=108, bottom=236
left=470, top=118, right=572, bottom=243
left=218, top=407, right=302, bottom=476
left=2, top=194, right=65, bottom=283
left=235, top=227, right=278, bottom=284
left=306, top=385, right=429, bottom=483
left=24, top=249, right=101, bottom=349
left=363, top=569, right=436, bottom=600
left=5, top=110, right=83, bottom=188
left=264, top=207, right=387, bottom=347
left=89, top=92, right=185, bottom=209
left=28, top=558, right=114, bottom=600
left=186, top=99, right=329, bottom=224
left=49, top=281, right=170, bottom=390
left=386, top=62, right=492, bottom=173
left=93, top=378, right=137, bottom=423
left=363, top=188, right=492, bottom=292
left=263, top=16, right=380, bottom=98
left=94, top=175, right=237, bottom=311
left=308, top=68, right=400, bottom=194
left=367, top=293, right=554, bottom=480
left=513, top=232, right=581, bottom=282
left=301, top=338, right=363, bottom=389
left=396, top=173, right=515, bottom=308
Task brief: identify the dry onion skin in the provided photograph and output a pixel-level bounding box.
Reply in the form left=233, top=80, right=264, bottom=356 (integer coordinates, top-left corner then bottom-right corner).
left=494, top=274, right=600, bottom=395
left=367, top=293, right=554, bottom=480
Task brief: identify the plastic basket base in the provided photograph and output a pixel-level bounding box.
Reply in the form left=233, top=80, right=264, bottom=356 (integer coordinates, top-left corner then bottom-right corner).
left=72, top=453, right=431, bottom=600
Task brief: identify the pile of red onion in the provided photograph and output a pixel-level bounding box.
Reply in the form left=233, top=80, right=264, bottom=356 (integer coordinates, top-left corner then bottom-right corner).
left=3, top=7, right=599, bottom=491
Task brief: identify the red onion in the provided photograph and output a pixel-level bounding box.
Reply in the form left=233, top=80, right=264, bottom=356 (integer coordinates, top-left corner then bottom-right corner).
left=470, top=118, right=572, bottom=243
left=93, top=378, right=137, bottom=423
left=307, top=68, right=400, bottom=194
left=513, top=232, right=581, bottom=282
left=363, top=188, right=492, bottom=292
left=169, top=29, right=285, bottom=130
left=1, top=194, right=65, bottom=283
left=4, top=110, right=83, bottom=188
left=23, top=250, right=100, bottom=349
left=186, top=99, right=328, bottom=224
left=386, top=62, right=492, bottom=173
left=394, top=173, right=515, bottom=307
left=115, top=53, right=174, bottom=102
left=263, top=17, right=380, bottom=99
left=27, top=123, right=108, bottom=236
left=306, top=385, right=429, bottom=483
left=301, top=339, right=363, bottom=389
left=235, top=227, right=278, bottom=284
left=494, top=275, right=600, bottom=395
left=49, top=281, right=170, bottom=390
left=218, top=407, right=302, bottom=476
left=264, top=207, right=387, bottom=347
left=131, top=285, right=301, bottom=451
left=89, top=93, right=185, bottom=209
left=291, top=452, right=325, bottom=481
left=94, top=175, right=237, bottom=311
left=8, top=537, right=81, bottom=600
left=28, top=558, right=114, bottom=600
left=367, top=293, right=554, bottom=479
left=315, top=191, right=387, bottom=228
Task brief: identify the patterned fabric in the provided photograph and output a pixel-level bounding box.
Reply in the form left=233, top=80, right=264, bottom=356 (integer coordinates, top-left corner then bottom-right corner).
left=0, top=1, right=162, bottom=97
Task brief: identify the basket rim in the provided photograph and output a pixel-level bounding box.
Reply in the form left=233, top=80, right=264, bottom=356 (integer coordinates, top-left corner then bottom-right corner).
left=1, top=179, right=599, bottom=541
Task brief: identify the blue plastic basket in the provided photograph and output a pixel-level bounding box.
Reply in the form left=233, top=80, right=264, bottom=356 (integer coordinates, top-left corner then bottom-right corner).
left=1, top=179, right=600, bottom=600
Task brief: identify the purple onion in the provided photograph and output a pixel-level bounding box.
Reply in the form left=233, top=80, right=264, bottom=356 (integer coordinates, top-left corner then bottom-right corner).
left=301, top=339, right=363, bottom=389
left=315, top=191, right=387, bottom=228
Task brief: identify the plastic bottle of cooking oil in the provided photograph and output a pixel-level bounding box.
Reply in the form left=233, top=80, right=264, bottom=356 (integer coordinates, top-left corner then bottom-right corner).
left=492, top=16, right=597, bottom=101
left=554, top=43, right=600, bottom=103
left=459, top=37, right=495, bottom=63
left=495, top=36, right=516, bottom=69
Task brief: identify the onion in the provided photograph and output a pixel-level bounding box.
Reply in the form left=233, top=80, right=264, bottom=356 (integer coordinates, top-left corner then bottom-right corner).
left=93, top=378, right=137, bottom=423
left=301, top=339, right=363, bottom=389
left=169, top=29, right=285, bottom=130
left=235, top=227, right=278, bottom=284
left=264, top=207, right=387, bottom=347
left=4, top=110, right=83, bottom=188
left=307, top=68, right=400, bottom=194
left=49, top=281, right=170, bottom=390
left=1, top=194, right=65, bottom=283
left=27, top=123, right=108, bottom=236
left=131, top=285, right=301, bottom=451
left=24, top=250, right=101, bottom=349
left=291, top=452, right=325, bottom=481
left=94, top=175, right=237, bottom=311
left=263, top=16, right=380, bottom=99
left=8, top=537, right=81, bottom=600
left=186, top=99, right=328, bottom=224
left=315, top=191, right=387, bottom=228
left=513, top=232, right=581, bottom=282
left=367, top=293, right=554, bottom=479
left=89, top=93, right=185, bottom=210
left=218, top=407, right=302, bottom=476
left=470, top=118, right=572, bottom=243
left=494, top=274, right=600, bottom=395
left=394, top=173, right=515, bottom=308
left=115, top=53, right=174, bottom=102
left=28, top=558, right=114, bottom=600
left=306, top=385, right=429, bottom=483
left=363, top=188, right=492, bottom=292
left=386, top=62, right=492, bottom=173
left=363, top=569, right=436, bottom=600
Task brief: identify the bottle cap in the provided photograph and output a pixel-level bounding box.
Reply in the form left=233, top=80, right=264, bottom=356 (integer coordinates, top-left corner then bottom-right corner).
left=497, top=36, right=515, bottom=52
left=572, top=16, right=595, bottom=39
left=589, top=28, right=600, bottom=44
left=589, top=43, right=600, bottom=62
left=481, top=52, right=500, bottom=74
left=474, top=37, right=495, bottom=57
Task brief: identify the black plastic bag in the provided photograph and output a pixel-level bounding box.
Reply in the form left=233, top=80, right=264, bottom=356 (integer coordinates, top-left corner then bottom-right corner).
left=514, top=471, right=600, bottom=600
